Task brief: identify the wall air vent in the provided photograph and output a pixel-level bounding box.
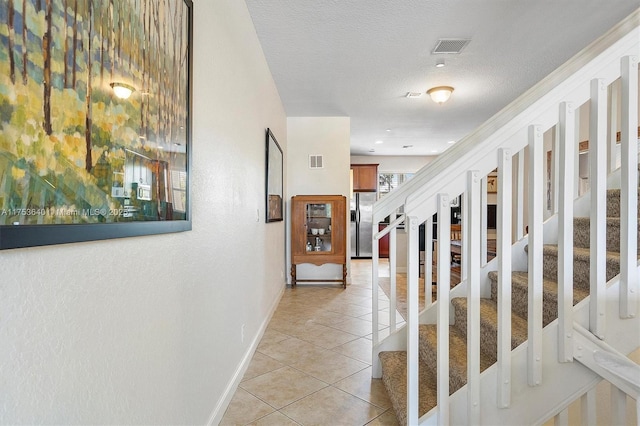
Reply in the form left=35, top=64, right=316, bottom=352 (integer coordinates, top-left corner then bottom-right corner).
left=432, top=39, right=470, bottom=54
left=309, top=154, right=324, bottom=169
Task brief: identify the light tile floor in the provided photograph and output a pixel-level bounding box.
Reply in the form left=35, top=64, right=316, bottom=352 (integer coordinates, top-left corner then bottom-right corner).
left=220, top=259, right=403, bottom=426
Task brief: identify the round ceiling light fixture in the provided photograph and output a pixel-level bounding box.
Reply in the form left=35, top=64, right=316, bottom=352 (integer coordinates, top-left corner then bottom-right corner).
left=427, top=86, right=454, bottom=104
left=110, top=82, right=135, bottom=99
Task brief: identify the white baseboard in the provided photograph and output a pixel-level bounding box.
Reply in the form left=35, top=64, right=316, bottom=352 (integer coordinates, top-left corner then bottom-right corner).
left=207, top=284, right=285, bottom=425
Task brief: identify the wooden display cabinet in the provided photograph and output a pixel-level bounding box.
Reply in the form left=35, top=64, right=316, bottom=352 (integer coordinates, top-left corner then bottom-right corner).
left=290, top=195, right=347, bottom=288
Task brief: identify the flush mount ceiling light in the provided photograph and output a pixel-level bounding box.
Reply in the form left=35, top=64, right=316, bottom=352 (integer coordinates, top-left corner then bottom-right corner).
left=435, top=58, right=445, bottom=68
left=427, top=86, right=454, bottom=104
left=375, top=140, right=384, bottom=144
left=110, top=82, right=135, bottom=99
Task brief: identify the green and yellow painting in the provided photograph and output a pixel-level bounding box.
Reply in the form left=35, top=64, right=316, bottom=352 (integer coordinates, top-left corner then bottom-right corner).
left=0, top=0, right=190, bottom=226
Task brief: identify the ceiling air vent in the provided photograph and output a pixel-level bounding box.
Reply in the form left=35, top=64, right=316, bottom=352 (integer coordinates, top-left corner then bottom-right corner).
left=432, top=39, right=470, bottom=54
left=309, top=154, right=324, bottom=169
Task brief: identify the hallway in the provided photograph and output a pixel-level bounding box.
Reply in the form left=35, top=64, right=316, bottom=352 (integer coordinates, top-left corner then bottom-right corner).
left=220, top=259, right=401, bottom=425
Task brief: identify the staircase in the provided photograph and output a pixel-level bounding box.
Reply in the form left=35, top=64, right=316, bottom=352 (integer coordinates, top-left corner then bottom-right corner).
left=370, top=9, right=640, bottom=426
left=378, top=187, right=640, bottom=425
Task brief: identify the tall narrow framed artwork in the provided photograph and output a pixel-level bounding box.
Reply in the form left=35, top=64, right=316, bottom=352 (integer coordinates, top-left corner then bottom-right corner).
left=265, top=128, right=283, bottom=222
left=0, top=0, right=193, bottom=249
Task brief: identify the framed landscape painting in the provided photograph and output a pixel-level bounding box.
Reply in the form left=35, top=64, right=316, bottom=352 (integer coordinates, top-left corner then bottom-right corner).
left=0, top=0, right=193, bottom=249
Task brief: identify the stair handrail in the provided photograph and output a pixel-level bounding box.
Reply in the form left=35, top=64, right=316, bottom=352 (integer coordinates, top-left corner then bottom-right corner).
left=573, top=323, right=640, bottom=400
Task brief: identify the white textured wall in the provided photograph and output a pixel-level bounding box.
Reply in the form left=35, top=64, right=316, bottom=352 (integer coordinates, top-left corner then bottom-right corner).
left=286, top=117, right=351, bottom=283
left=0, top=0, right=286, bottom=424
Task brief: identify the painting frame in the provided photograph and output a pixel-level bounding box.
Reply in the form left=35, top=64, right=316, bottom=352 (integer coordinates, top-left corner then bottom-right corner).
left=0, top=0, right=194, bottom=250
left=265, top=128, right=284, bottom=222
left=486, top=171, right=498, bottom=193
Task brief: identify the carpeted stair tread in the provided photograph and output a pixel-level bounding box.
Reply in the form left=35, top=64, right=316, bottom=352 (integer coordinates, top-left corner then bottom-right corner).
left=606, top=187, right=640, bottom=218
left=418, top=324, right=494, bottom=395
left=573, top=217, right=640, bottom=253
left=379, top=351, right=437, bottom=426
left=488, top=270, right=590, bottom=327
left=542, top=244, right=638, bottom=292
left=450, top=297, right=528, bottom=363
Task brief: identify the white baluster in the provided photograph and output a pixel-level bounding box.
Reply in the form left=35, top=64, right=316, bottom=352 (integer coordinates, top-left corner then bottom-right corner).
left=389, top=213, right=397, bottom=333
left=516, top=152, right=525, bottom=240
left=620, top=55, right=638, bottom=319
left=611, top=385, right=627, bottom=425
left=574, top=107, right=581, bottom=198
left=466, top=171, right=481, bottom=424
left=528, top=124, right=544, bottom=386
left=590, top=79, right=607, bottom=339
left=497, top=148, right=513, bottom=408
left=462, top=191, right=468, bottom=282
left=554, top=126, right=561, bottom=214
left=437, top=194, right=451, bottom=425
left=481, top=176, right=488, bottom=266
left=372, top=223, right=380, bottom=350
left=406, top=215, right=420, bottom=426
left=425, top=216, right=433, bottom=307
left=580, top=389, right=597, bottom=426
left=607, top=79, right=620, bottom=174
left=554, top=408, right=568, bottom=426
left=558, top=102, right=575, bottom=362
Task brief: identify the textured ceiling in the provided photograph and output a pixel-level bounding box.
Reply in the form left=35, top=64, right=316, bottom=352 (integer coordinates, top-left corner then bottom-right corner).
left=245, top=1, right=639, bottom=156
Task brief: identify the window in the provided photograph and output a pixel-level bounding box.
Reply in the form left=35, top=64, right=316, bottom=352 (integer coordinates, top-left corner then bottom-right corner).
left=378, top=173, right=414, bottom=196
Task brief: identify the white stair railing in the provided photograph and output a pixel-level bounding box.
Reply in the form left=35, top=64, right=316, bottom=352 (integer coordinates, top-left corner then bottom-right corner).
left=372, top=9, right=640, bottom=426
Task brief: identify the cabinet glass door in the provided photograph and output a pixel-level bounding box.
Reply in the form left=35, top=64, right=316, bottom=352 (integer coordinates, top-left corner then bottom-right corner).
left=306, top=203, right=332, bottom=252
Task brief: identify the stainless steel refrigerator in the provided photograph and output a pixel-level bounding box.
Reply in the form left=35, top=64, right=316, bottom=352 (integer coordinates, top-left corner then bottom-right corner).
left=350, top=192, right=376, bottom=258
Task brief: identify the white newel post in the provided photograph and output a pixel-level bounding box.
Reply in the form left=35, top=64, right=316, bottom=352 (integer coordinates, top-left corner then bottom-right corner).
left=528, top=125, right=544, bottom=386
left=590, top=78, right=607, bottom=339
left=497, top=148, right=513, bottom=408
left=558, top=102, right=575, bottom=362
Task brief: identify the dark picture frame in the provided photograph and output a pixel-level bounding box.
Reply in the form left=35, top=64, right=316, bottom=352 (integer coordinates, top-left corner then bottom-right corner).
left=265, top=128, right=283, bottom=222
left=0, top=0, right=193, bottom=250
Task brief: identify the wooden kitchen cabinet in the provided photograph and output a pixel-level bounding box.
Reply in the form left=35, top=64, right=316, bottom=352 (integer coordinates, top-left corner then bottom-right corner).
left=351, top=164, right=378, bottom=192
left=290, top=195, right=347, bottom=288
